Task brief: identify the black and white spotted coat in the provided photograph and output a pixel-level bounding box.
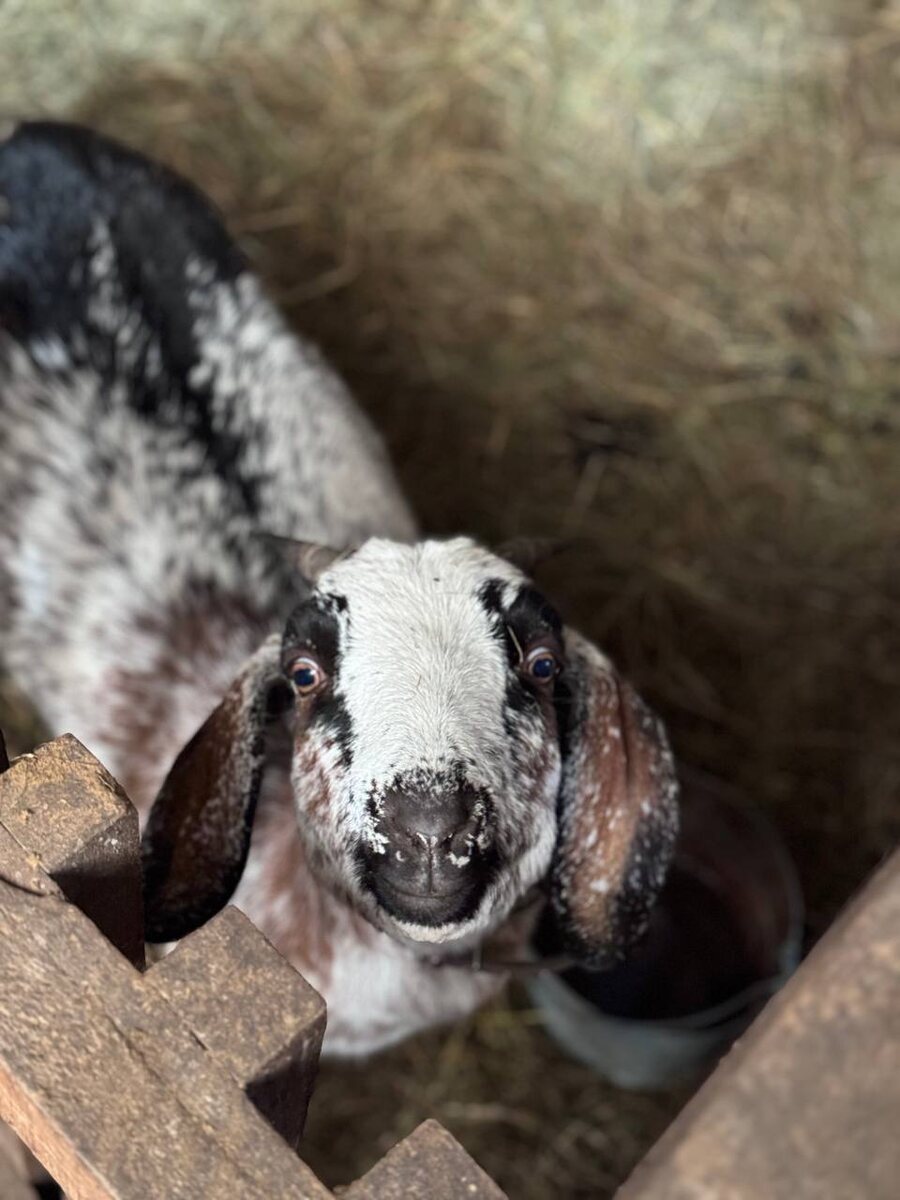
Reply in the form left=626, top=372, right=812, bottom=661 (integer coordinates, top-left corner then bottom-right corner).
left=0, top=123, right=678, bottom=1056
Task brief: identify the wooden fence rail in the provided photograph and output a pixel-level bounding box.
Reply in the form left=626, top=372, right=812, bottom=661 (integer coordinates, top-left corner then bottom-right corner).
left=618, top=841, right=900, bottom=1200
left=0, top=731, right=898, bottom=1198
left=0, top=734, right=505, bottom=1199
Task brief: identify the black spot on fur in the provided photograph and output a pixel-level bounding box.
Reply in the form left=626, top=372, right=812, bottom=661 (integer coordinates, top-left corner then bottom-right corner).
left=479, top=579, right=562, bottom=666
left=506, top=584, right=563, bottom=642
left=478, top=579, right=506, bottom=617
left=552, top=670, right=577, bottom=764
left=0, top=121, right=242, bottom=349
left=265, top=678, right=294, bottom=719
left=0, top=121, right=266, bottom=515
left=312, top=691, right=354, bottom=768
left=480, top=579, right=564, bottom=730
left=282, top=595, right=354, bottom=766
left=477, top=578, right=513, bottom=661
left=282, top=596, right=342, bottom=672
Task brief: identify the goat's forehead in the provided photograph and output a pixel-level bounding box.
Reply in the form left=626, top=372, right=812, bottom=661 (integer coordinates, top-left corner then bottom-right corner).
left=314, top=542, right=533, bottom=785
left=317, top=538, right=526, bottom=622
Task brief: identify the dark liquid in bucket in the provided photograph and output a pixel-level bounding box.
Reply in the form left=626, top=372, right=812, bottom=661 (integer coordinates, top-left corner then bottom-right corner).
left=563, top=868, right=761, bottom=1021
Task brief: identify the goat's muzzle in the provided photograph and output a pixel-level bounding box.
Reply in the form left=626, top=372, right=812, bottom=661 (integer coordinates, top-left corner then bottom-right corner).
left=362, top=786, right=495, bottom=927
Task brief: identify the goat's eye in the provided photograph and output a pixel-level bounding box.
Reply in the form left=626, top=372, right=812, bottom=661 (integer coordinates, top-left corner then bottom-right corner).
left=524, top=646, right=559, bottom=683
left=288, top=656, right=324, bottom=695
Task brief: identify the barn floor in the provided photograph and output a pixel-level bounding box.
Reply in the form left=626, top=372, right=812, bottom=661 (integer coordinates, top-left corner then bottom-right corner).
left=2, top=2, right=899, bottom=1195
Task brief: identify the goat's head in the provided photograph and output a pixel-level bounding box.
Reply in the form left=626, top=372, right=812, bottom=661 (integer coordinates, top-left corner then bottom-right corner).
left=142, top=537, right=679, bottom=967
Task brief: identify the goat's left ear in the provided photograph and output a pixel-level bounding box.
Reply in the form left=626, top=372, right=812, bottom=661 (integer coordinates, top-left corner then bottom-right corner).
left=550, top=629, right=679, bottom=969
left=141, top=635, right=287, bottom=943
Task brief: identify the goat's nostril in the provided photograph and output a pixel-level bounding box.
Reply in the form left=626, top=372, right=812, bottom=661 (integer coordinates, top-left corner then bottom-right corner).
left=383, top=787, right=480, bottom=857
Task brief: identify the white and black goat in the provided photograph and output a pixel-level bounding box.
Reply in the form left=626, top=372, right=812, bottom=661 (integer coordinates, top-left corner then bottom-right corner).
left=0, top=122, right=678, bottom=1056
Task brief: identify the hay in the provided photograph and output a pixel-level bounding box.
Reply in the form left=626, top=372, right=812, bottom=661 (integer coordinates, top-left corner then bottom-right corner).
left=1, top=1, right=899, bottom=1194
left=300, top=996, right=685, bottom=1198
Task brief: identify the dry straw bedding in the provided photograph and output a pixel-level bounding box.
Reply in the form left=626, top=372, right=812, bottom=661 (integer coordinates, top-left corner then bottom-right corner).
left=1, top=2, right=899, bottom=1196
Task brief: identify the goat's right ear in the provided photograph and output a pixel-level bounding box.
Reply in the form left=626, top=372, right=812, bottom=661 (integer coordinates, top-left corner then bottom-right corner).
left=142, top=635, right=288, bottom=943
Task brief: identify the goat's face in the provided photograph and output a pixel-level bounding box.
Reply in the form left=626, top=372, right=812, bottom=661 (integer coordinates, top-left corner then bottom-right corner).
left=280, top=538, right=561, bottom=946
left=142, top=536, right=679, bottom=970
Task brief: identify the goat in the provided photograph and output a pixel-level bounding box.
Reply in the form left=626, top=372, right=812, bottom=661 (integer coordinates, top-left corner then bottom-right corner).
left=0, top=121, right=678, bottom=1056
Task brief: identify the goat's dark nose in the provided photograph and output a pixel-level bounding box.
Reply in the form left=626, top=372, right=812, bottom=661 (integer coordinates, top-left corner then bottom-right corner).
left=367, top=785, right=492, bottom=922
left=381, top=787, right=479, bottom=859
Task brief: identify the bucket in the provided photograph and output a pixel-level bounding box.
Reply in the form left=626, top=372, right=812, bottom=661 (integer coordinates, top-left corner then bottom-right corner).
left=527, top=777, right=803, bottom=1090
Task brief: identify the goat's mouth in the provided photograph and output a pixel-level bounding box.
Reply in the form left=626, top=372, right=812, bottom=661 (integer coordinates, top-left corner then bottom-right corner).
left=365, top=871, right=488, bottom=930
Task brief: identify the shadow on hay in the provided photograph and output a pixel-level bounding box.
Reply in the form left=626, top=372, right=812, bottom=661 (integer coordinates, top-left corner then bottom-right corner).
left=0, top=29, right=894, bottom=1197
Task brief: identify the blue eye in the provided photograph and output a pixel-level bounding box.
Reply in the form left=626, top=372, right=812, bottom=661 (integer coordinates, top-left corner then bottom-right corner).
left=525, top=647, right=559, bottom=682
left=288, top=657, right=323, bottom=695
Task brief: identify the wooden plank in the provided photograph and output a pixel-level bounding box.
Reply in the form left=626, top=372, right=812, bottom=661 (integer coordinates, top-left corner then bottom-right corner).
left=618, top=849, right=900, bottom=1200
left=0, top=735, right=144, bottom=967
left=0, top=734, right=510, bottom=1200
left=345, top=1120, right=507, bottom=1200
left=148, top=906, right=326, bottom=1148
left=0, top=733, right=54, bottom=1197
left=0, top=821, right=62, bottom=898
left=0, top=831, right=332, bottom=1200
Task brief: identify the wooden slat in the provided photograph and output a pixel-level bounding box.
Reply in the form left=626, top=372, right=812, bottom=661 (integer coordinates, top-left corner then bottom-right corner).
left=0, top=736, right=144, bottom=967
left=618, top=849, right=900, bottom=1200
left=0, top=732, right=509, bottom=1199
left=345, top=1120, right=507, bottom=1200
left=0, top=815, right=332, bottom=1199
left=148, top=906, right=326, bottom=1148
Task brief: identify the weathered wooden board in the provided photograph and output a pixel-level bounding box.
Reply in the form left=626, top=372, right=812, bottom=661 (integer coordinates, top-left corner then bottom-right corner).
left=0, top=736, right=332, bottom=1199
left=4, top=728, right=896, bottom=1199
left=148, top=905, right=326, bottom=1148
left=618, top=849, right=900, bottom=1200
left=0, top=858, right=332, bottom=1199
left=0, top=735, right=508, bottom=1199
left=0, top=735, right=144, bottom=967
left=345, top=1120, right=507, bottom=1200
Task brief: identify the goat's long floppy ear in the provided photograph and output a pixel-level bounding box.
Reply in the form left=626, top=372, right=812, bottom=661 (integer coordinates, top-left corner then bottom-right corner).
left=550, top=630, right=679, bottom=969
left=142, top=634, right=287, bottom=943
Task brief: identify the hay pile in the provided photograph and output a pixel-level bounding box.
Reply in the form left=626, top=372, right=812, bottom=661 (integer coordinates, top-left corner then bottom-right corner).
left=2, top=1, right=899, bottom=1195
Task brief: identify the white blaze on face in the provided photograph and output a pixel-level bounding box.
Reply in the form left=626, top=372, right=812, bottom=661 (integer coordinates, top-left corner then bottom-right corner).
left=296, top=536, right=563, bottom=947
left=319, top=538, right=525, bottom=813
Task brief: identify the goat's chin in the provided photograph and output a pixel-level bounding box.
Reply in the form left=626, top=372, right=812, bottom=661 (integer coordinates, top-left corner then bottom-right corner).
left=381, top=911, right=492, bottom=949
left=365, top=889, right=505, bottom=949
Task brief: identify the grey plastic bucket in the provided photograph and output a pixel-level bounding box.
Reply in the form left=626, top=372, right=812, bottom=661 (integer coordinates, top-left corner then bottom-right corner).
left=527, top=781, right=803, bottom=1090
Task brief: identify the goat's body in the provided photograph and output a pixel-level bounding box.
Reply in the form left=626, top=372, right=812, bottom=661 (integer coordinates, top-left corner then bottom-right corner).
left=0, top=122, right=511, bottom=1054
